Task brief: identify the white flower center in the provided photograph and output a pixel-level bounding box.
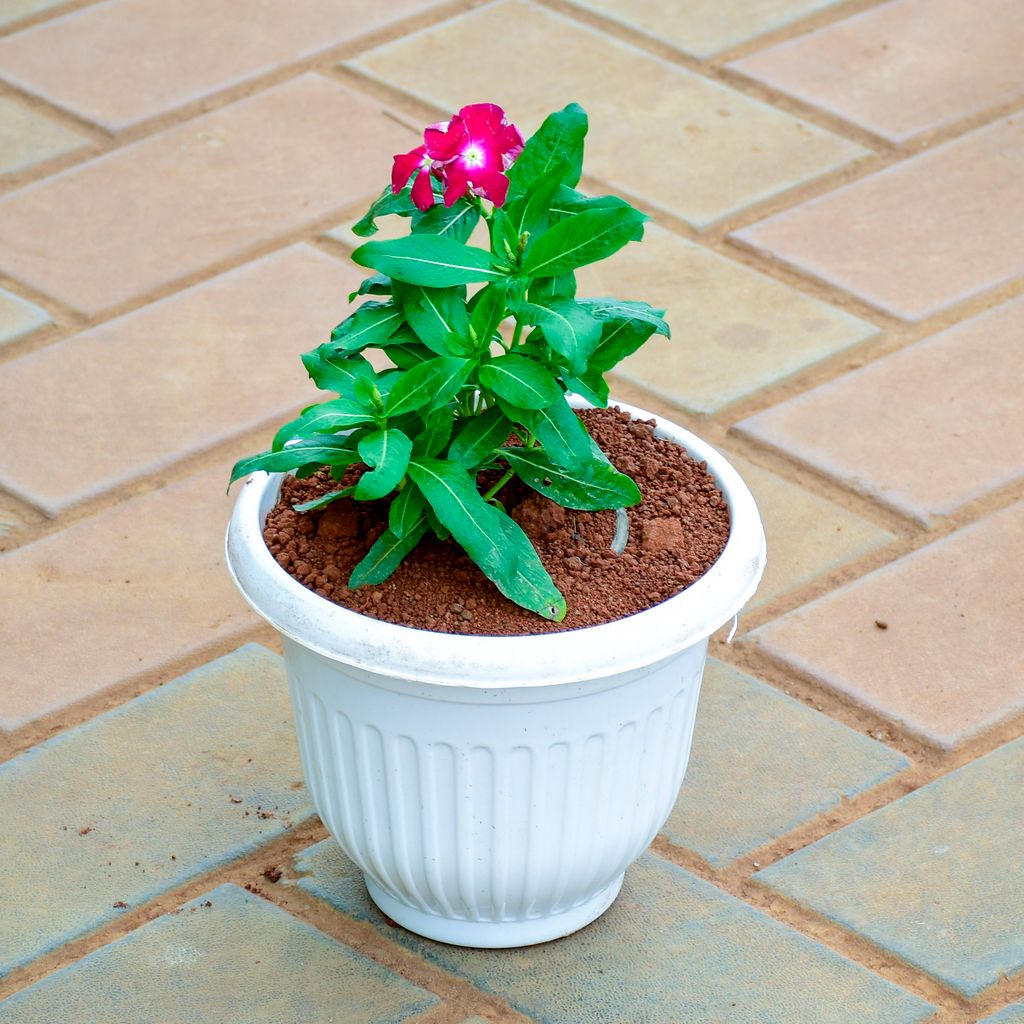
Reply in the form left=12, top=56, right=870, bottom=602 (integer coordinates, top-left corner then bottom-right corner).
left=462, top=143, right=485, bottom=169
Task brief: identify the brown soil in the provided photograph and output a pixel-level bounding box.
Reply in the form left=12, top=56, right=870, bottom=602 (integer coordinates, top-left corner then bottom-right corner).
left=262, top=407, right=730, bottom=636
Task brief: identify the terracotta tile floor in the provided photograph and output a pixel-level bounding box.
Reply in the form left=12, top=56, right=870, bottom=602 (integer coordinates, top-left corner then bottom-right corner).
left=0, top=0, right=1021, bottom=1020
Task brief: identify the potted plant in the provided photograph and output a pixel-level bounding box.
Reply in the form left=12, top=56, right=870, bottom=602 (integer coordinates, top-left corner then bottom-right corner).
left=226, top=102, right=765, bottom=947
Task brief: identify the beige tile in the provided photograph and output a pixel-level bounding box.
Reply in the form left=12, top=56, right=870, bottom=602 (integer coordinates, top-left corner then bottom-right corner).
left=577, top=223, right=877, bottom=413
left=0, top=285, right=50, bottom=345
left=0, top=0, right=444, bottom=131
left=0, top=0, right=67, bottom=28
left=0, top=464, right=258, bottom=732
left=725, top=453, right=893, bottom=609
left=729, top=0, right=1024, bottom=142
left=570, top=0, right=849, bottom=58
left=733, top=116, right=1024, bottom=321
left=0, top=245, right=363, bottom=515
left=0, top=95, right=87, bottom=174
left=348, top=0, right=866, bottom=228
left=735, top=297, right=1024, bottom=523
left=0, top=74, right=415, bottom=315
left=750, top=501, right=1024, bottom=748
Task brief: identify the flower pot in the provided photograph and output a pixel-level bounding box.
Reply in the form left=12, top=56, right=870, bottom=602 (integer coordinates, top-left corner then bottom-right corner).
left=225, top=398, right=765, bottom=947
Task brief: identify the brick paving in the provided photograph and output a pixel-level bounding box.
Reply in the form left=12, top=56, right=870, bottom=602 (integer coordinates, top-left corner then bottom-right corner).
left=0, top=0, right=1021, bottom=1021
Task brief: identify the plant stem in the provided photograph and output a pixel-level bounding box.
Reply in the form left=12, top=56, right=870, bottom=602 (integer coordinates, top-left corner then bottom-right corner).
left=510, top=318, right=524, bottom=351
left=483, top=468, right=515, bottom=502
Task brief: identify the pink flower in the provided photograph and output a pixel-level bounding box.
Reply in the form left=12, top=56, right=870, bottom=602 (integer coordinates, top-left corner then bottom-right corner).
left=391, top=104, right=523, bottom=212
left=391, top=143, right=436, bottom=212
left=425, top=103, right=523, bottom=208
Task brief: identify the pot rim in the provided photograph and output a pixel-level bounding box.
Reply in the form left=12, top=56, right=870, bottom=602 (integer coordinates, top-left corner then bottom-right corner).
left=225, top=398, right=766, bottom=687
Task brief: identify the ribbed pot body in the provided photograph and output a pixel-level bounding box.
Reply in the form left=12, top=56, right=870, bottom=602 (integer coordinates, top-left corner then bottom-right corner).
left=284, top=636, right=707, bottom=945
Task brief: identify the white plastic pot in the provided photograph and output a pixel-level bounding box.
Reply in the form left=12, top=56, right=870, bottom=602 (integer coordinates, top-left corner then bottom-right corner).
left=226, top=399, right=765, bottom=947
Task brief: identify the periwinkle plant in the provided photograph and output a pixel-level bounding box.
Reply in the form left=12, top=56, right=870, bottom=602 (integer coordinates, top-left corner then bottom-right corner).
left=231, top=103, right=670, bottom=620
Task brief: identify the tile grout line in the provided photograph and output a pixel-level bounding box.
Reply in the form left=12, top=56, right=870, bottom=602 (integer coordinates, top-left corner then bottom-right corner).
left=0, top=816, right=533, bottom=1024
left=0, top=0, right=478, bottom=196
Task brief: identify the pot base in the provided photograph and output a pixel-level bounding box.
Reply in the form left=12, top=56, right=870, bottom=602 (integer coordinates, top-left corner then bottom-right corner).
left=364, top=873, right=625, bottom=949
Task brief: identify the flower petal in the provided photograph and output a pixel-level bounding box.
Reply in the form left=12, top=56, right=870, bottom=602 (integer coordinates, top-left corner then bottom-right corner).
left=410, top=167, right=435, bottom=211
left=474, top=168, right=510, bottom=207
left=458, top=103, right=506, bottom=137
left=442, top=163, right=472, bottom=207
left=392, top=145, right=427, bottom=194
left=425, top=118, right=468, bottom=162
left=498, top=123, right=524, bottom=163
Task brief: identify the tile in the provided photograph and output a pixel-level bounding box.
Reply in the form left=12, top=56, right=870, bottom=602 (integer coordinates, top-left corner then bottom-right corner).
left=0, top=285, right=50, bottom=345
left=0, top=245, right=363, bottom=515
left=0, top=0, right=445, bottom=132
left=349, top=0, right=866, bottom=228
left=0, top=74, right=415, bottom=315
left=569, top=0, right=849, bottom=59
left=0, top=96, right=86, bottom=174
left=724, top=453, right=893, bottom=609
left=0, top=647, right=316, bottom=976
left=575, top=223, right=878, bottom=413
left=664, top=659, right=908, bottom=866
left=0, top=0, right=67, bottom=29
left=750, top=502, right=1024, bottom=748
left=757, top=736, right=1024, bottom=997
left=734, top=115, right=1024, bottom=320
left=0, top=883, right=436, bottom=1021
left=0, top=464, right=259, bottom=731
left=294, top=843, right=934, bottom=1024
left=735, top=297, right=1024, bottom=522
left=729, top=0, right=1024, bottom=142
left=980, top=1007, right=1024, bottom=1024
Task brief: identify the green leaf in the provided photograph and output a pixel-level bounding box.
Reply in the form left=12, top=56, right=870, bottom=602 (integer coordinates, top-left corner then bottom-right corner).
left=478, top=354, right=562, bottom=410
left=503, top=396, right=591, bottom=468
left=386, top=342, right=436, bottom=370
left=512, top=298, right=602, bottom=374
left=355, top=428, right=413, bottom=500
left=564, top=368, right=609, bottom=407
left=528, top=273, right=576, bottom=304
left=520, top=206, right=648, bottom=278
left=408, top=458, right=565, bottom=620
left=500, top=447, right=640, bottom=510
left=385, top=356, right=472, bottom=418
left=272, top=398, right=377, bottom=452
left=590, top=318, right=658, bottom=374
left=349, top=520, right=428, bottom=587
left=352, top=185, right=418, bottom=238
left=415, top=406, right=454, bottom=457
left=302, top=346, right=375, bottom=397
left=352, top=373, right=384, bottom=413
left=412, top=198, right=480, bottom=243
left=347, top=273, right=391, bottom=302
left=549, top=188, right=643, bottom=238
left=353, top=235, right=505, bottom=287
left=490, top=208, right=520, bottom=268
left=393, top=282, right=471, bottom=356
left=448, top=406, right=513, bottom=469
left=578, top=298, right=670, bottom=338
left=507, top=162, right=567, bottom=239
left=424, top=503, right=451, bottom=541
left=230, top=435, right=361, bottom=484
left=293, top=486, right=355, bottom=513
left=507, top=103, right=588, bottom=202
left=389, top=484, right=427, bottom=538
left=469, top=280, right=509, bottom=348
left=330, top=301, right=404, bottom=351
